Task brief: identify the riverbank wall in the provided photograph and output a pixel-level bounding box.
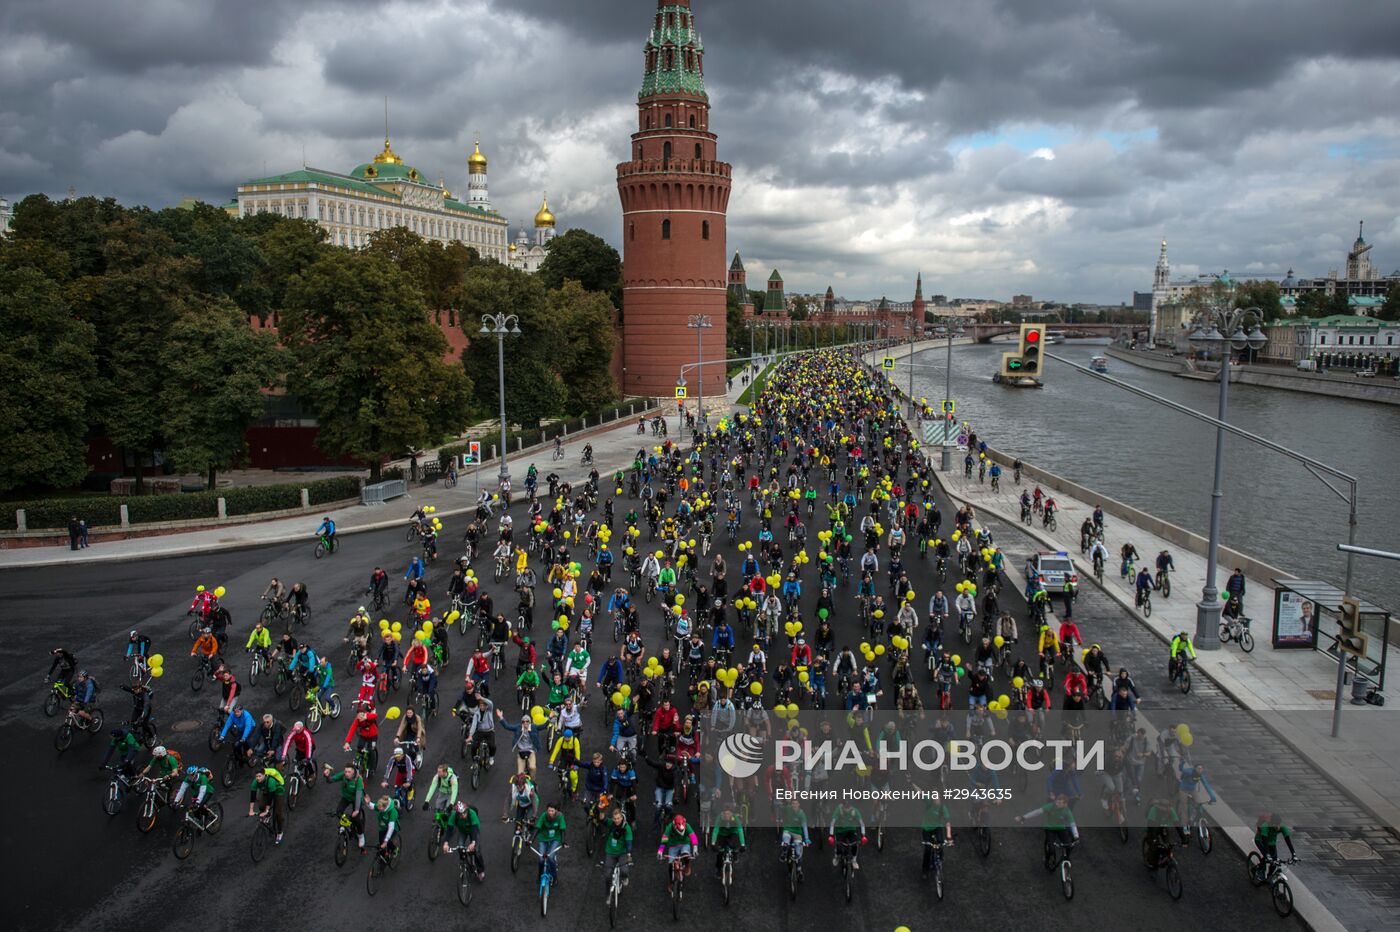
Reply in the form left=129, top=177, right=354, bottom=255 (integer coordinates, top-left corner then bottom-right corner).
left=1107, top=346, right=1400, bottom=406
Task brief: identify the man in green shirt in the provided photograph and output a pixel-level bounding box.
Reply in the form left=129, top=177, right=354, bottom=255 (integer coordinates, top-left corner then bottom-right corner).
left=173, top=765, right=215, bottom=817
left=99, top=727, right=143, bottom=773
left=1016, top=793, right=1079, bottom=853
left=535, top=801, right=567, bottom=879
left=1142, top=797, right=1178, bottom=868
left=827, top=802, right=867, bottom=870
left=440, top=799, right=485, bottom=880
left=602, top=807, right=634, bottom=887
left=920, top=799, right=953, bottom=875
left=248, top=767, right=287, bottom=843
left=323, top=763, right=366, bottom=848
left=422, top=763, right=459, bottom=814
left=1254, top=813, right=1297, bottom=864
left=778, top=800, right=810, bottom=875
left=709, top=806, right=746, bottom=877
left=140, top=746, right=182, bottom=789
left=375, top=795, right=401, bottom=856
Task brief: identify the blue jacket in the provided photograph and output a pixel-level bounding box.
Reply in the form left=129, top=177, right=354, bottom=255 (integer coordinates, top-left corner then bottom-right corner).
left=1045, top=768, right=1082, bottom=800
left=317, top=518, right=336, bottom=536
left=291, top=648, right=318, bottom=674
left=596, top=657, right=625, bottom=687
left=221, top=708, right=256, bottom=742
left=405, top=559, right=424, bottom=581
left=712, top=625, right=735, bottom=650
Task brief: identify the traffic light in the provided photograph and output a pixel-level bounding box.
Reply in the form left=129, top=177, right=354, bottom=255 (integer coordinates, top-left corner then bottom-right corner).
left=1338, top=596, right=1368, bottom=656
left=1001, top=324, right=1045, bottom=378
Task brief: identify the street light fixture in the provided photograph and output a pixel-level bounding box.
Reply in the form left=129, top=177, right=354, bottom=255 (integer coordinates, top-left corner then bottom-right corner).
left=479, top=313, right=522, bottom=487
left=687, top=314, right=714, bottom=436
left=1187, top=293, right=1267, bottom=650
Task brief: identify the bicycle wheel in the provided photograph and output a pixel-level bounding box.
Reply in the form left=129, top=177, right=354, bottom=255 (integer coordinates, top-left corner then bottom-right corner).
left=173, top=823, right=195, bottom=860
left=1043, top=840, right=1058, bottom=871
left=1181, top=669, right=1191, bottom=694
left=1143, top=599, right=1152, bottom=618
left=366, top=857, right=382, bottom=896
left=139, top=793, right=159, bottom=834
left=1061, top=861, right=1074, bottom=901
left=190, top=670, right=205, bottom=692
left=44, top=690, right=60, bottom=717
left=611, top=875, right=621, bottom=925
left=934, top=858, right=944, bottom=901
left=286, top=775, right=301, bottom=812
left=335, top=833, right=350, bottom=867
left=1196, top=820, right=1212, bottom=854
left=510, top=835, right=523, bottom=873
left=540, top=877, right=550, bottom=917
left=250, top=821, right=271, bottom=864
left=104, top=780, right=124, bottom=816
left=1161, top=576, right=1171, bottom=598
left=457, top=861, right=474, bottom=906
left=1272, top=879, right=1294, bottom=916
left=274, top=670, right=289, bottom=697
left=1218, top=623, right=1232, bottom=644
left=308, top=704, right=322, bottom=734
left=722, top=860, right=732, bottom=906
left=788, top=860, right=799, bottom=901
left=1165, top=861, right=1183, bottom=900
left=844, top=863, right=853, bottom=903
left=54, top=722, right=73, bottom=752
left=314, top=541, right=325, bottom=560
left=470, top=757, right=481, bottom=790
left=672, top=874, right=681, bottom=919
left=1240, top=631, right=1255, bottom=653
left=247, top=658, right=260, bottom=688
left=429, top=824, right=444, bottom=862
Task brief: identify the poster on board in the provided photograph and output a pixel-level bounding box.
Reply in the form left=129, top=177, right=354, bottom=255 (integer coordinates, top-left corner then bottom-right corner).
left=1273, top=590, right=1319, bottom=649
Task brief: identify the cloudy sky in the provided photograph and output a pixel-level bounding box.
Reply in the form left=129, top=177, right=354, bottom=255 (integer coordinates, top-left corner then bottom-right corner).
left=3, top=0, right=1397, bottom=302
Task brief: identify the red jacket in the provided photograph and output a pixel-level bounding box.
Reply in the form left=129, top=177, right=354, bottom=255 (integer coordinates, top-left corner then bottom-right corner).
left=471, top=653, right=491, bottom=675
left=346, top=712, right=379, bottom=743
left=1062, top=670, right=1087, bottom=697
left=790, top=643, right=813, bottom=667
left=652, top=705, right=680, bottom=735
left=512, top=634, right=537, bottom=666
left=402, top=642, right=429, bottom=670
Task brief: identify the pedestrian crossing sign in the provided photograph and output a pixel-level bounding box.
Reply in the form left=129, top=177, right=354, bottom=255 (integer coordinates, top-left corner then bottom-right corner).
left=882, top=357, right=895, bottom=370
left=941, top=399, right=955, bottom=414
left=674, top=386, right=687, bottom=399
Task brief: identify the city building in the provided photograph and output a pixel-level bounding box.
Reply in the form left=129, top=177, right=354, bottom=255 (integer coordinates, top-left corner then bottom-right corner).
left=617, top=0, right=731, bottom=398
left=0, top=196, right=11, bottom=236
left=1284, top=314, right=1400, bottom=368
left=231, top=132, right=509, bottom=261
left=507, top=195, right=558, bottom=273
left=1277, top=223, right=1399, bottom=301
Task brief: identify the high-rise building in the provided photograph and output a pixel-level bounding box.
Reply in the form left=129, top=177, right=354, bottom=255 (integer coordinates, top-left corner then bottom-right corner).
left=617, top=0, right=731, bottom=398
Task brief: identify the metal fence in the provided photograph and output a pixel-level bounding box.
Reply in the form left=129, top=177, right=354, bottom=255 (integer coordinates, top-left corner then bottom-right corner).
left=361, top=479, right=407, bottom=505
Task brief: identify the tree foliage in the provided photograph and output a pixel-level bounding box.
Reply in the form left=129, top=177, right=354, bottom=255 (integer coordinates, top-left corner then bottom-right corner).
left=537, top=229, right=622, bottom=306
left=280, top=251, right=472, bottom=481
left=1234, top=279, right=1284, bottom=321
left=1295, top=289, right=1349, bottom=319
left=547, top=281, right=619, bottom=414
left=1380, top=283, right=1400, bottom=322
left=460, top=263, right=564, bottom=428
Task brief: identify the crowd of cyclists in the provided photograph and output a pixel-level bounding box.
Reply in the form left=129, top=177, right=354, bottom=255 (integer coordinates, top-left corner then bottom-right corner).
left=42, top=347, right=1298, bottom=915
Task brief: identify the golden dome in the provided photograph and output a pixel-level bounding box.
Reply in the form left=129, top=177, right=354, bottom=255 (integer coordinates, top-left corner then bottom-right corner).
left=468, top=139, right=488, bottom=174
left=534, top=193, right=556, bottom=228
left=509, top=242, right=518, bottom=253
left=372, top=135, right=403, bottom=165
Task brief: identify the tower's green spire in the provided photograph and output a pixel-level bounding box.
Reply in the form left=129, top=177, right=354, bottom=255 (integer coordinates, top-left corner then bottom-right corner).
left=639, top=3, right=708, bottom=100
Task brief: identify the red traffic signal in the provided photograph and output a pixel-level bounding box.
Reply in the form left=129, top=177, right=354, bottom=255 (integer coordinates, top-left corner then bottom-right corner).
left=1025, top=329, right=1041, bottom=343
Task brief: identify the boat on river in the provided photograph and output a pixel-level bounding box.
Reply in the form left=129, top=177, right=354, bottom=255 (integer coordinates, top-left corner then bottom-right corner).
left=991, top=372, right=1042, bottom=388
left=1090, top=355, right=1109, bottom=373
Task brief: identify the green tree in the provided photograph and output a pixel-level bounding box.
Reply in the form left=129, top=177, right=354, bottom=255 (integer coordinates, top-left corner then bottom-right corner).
left=547, top=280, right=619, bottom=413
left=365, top=229, right=478, bottom=325
left=460, top=263, right=564, bottom=428
left=537, top=229, right=622, bottom=305
left=152, top=201, right=268, bottom=318
left=1234, top=279, right=1284, bottom=321
left=1296, top=289, right=1349, bottom=319
left=247, top=216, right=328, bottom=325
left=280, top=251, right=472, bottom=481
left=0, top=268, right=98, bottom=492
left=1376, top=283, right=1400, bottom=322
left=788, top=295, right=811, bottom=321
left=160, top=296, right=282, bottom=488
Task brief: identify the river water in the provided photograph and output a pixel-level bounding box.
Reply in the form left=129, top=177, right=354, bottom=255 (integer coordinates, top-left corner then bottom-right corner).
left=906, top=339, right=1400, bottom=609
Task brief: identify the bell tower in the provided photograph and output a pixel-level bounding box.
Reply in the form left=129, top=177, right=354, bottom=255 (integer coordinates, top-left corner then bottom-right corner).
left=617, top=0, right=731, bottom=398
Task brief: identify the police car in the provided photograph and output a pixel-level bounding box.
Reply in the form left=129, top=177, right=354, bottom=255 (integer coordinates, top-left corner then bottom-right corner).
left=1025, top=551, right=1078, bottom=593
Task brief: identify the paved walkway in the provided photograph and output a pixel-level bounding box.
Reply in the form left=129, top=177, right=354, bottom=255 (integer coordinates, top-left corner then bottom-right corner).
left=0, top=373, right=763, bottom=570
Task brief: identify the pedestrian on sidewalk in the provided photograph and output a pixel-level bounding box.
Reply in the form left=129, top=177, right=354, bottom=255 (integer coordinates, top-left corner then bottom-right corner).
left=1226, top=568, right=1246, bottom=610
left=1060, top=580, right=1077, bottom=620
left=67, top=516, right=80, bottom=551
left=78, top=518, right=90, bottom=548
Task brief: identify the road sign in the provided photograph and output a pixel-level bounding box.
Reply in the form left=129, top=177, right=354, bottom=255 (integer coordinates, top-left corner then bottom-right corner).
left=882, top=357, right=895, bottom=370
left=941, top=399, right=955, bottom=414
left=956, top=433, right=968, bottom=446
left=923, top=421, right=957, bottom=445
left=463, top=441, right=481, bottom=465
left=675, top=386, right=688, bottom=399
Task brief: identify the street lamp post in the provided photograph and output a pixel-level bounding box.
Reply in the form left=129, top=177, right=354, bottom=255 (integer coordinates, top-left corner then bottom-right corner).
left=479, top=313, right=522, bottom=487
left=1187, top=298, right=1267, bottom=650
left=687, top=314, right=714, bottom=436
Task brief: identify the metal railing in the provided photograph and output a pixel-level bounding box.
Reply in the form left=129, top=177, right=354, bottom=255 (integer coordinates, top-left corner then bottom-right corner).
left=361, top=479, right=407, bottom=506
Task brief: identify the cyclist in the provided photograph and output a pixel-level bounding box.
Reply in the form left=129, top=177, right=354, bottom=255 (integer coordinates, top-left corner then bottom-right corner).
left=324, top=762, right=367, bottom=850
left=1176, top=763, right=1217, bottom=842
left=280, top=720, right=316, bottom=773
left=248, top=767, right=287, bottom=844
left=1015, top=792, right=1079, bottom=854
left=657, top=812, right=698, bottom=881
left=245, top=620, right=272, bottom=664
left=602, top=806, right=634, bottom=885
left=253, top=714, right=285, bottom=763
left=381, top=746, right=416, bottom=807
left=828, top=801, right=868, bottom=871
left=344, top=708, right=380, bottom=773
left=709, top=805, right=746, bottom=877
left=920, top=796, right=954, bottom=876
left=1088, top=537, right=1108, bottom=577
left=504, top=770, right=539, bottom=823
left=440, top=799, right=486, bottom=880
left=47, top=647, right=78, bottom=687
left=466, top=695, right=497, bottom=768
left=173, top=764, right=216, bottom=819
left=422, top=762, right=459, bottom=816
left=1119, top=542, right=1139, bottom=579
left=125, top=630, right=151, bottom=672
left=1134, top=565, right=1154, bottom=608
left=99, top=726, right=143, bottom=773
left=219, top=705, right=257, bottom=762
left=549, top=727, right=582, bottom=797
left=534, top=800, right=568, bottom=879
left=368, top=567, right=389, bottom=604
left=140, top=745, right=183, bottom=790
left=374, top=794, right=402, bottom=859
left=1169, top=632, right=1196, bottom=684
left=1254, top=812, right=1297, bottom=866
left=1155, top=550, right=1175, bottom=587
left=777, top=798, right=810, bottom=877
left=1142, top=797, right=1178, bottom=866
left=316, top=516, right=337, bottom=553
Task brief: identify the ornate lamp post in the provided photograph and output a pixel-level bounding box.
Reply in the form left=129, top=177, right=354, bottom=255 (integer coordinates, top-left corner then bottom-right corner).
left=479, top=313, right=521, bottom=487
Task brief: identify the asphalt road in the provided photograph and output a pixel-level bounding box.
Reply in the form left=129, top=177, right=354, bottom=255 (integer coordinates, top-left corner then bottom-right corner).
left=1, top=478, right=1304, bottom=932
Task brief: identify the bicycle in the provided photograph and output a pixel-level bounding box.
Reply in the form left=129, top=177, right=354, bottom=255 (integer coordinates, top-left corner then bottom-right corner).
left=780, top=838, right=807, bottom=902
left=1219, top=615, right=1255, bottom=652
left=532, top=844, right=565, bottom=916
left=306, top=688, right=341, bottom=733
left=1044, top=836, right=1076, bottom=901
left=1043, top=510, right=1057, bottom=532
left=1144, top=834, right=1184, bottom=900
left=509, top=817, right=532, bottom=873
left=190, top=653, right=220, bottom=693
left=247, top=648, right=269, bottom=687
left=450, top=843, right=484, bottom=907
left=467, top=730, right=492, bottom=790
left=1183, top=796, right=1213, bottom=854
left=1137, top=586, right=1153, bottom=618
left=249, top=807, right=276, bottom=864
left=135, top=775, right=169, bottom=834
left=922, top=840, right=947, bottom=901
left=1092, top=554, right=1104, bottom=585
left=286, top=757, right=315, bottom=812
left=834, top=838, right=859, bottom=904
left=973, top=803, right=992, bottom=857
left=1107, top=789, right=1130, bottom=843
left=314, top=533, right=337, bottom=559
left=334, top=812, right=356, bottom=867
left=718, top=844, right=739, bottom=907
left=1168, top=655, right=1193, bottom=694
left=366, top=840, right=400, bottom=895
left=43, top=678, right=74, bottom=716
left=606, top=853, right=627, bottom=927
left=54, top=703, right=104, bottom=752
left=103, top=764, right=135, bottom=817
left=172, top=800, right=224, bottom=859
left=444, top=471, right=458, bottom=489
left=1247, top=852, right=1299, bottom=917
left=1155, top=568, right=1172, bottom=598
left=663, top=852, right=691, bottom=919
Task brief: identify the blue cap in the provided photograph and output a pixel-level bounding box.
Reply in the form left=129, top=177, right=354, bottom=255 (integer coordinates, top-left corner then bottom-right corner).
left=563, top=729, right=574, bottom=739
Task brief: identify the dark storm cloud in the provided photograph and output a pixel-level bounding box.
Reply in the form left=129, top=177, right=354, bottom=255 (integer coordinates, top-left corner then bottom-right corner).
left=1, top=0, right=1397, bottom=302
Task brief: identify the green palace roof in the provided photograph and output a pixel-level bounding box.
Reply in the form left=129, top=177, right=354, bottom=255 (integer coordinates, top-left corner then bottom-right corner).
left=239, top=167, right=503, bottom=221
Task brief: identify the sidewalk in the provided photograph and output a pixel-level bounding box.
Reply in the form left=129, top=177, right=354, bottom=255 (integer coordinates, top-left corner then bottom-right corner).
left=0, top=376, right=756, bottom=570
left=937, top=465, right=1400, bottom=832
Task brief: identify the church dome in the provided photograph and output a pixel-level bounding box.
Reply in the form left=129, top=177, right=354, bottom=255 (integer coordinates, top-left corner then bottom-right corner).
left=468, top=140, right=488, bottom=174
left=534, top=195, right=556, bottom=228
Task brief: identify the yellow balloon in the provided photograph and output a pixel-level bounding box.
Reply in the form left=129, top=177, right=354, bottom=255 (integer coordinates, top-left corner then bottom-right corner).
left=997, top=694, right=1010, bottom=707
left=620, top=684, right=632, bottom=697
left=1012, top=676, right=1024, bottom=689
left=951, top=654, right=961, bottom=666
left=213, top=586, right=226, bottom=599
left=749, top=681, right=763, bottom=695
left=994, top=635, right=1005, bottom=648
left=563, top=531, right=571, bottom=540
left=675, top=594, right=686, bottom=606
left=553, top=588, right=563, bottom=599
left=385, top=706, right=402, bottom=720
left=612, top=691, right=625, bottom=707
left=149, top=654, right=165, bottom=668
left=1180, top=733, right=1195, bottom=747
left=874, top=644, right=886, bottom=656
left=446, top=611, right=460, bottom=623
left=151, top=667, right=165, bottom=678
left=798, top=671, right=809, bottom=684
left=391, top=622, right=402, bottom=633
left=655, top=551, right=664, bottom=560
left=422, top=621, right=434, bottom=634
left=379, top=619, right=390, bottom=629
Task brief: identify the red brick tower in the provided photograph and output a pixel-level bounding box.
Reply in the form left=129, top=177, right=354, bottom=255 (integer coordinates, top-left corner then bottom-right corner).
left=617, top=0, right=731, bottom=398
left=912, top=271, right=926, bottom=326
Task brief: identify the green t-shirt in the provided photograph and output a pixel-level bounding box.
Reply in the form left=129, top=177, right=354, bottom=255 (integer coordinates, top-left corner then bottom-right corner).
left=329, top=771, right=365, bottom=804
left=535, top=811, right=567, bottom=843
left=920, top=803, right=951, bottom=832
left=603, top=821, right=634, bottom=856
left=449, top=807, right=480, bottom=835
left=831, top=806, right=864, bottom=833
left=710, top=815, right=746, bottom=845
left=250, top=769, right=286, bottom=798
left=376, top=802, right=401, bottom=832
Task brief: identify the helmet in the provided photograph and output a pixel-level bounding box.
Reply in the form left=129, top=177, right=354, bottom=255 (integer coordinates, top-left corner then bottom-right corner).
left=196, top=585, right=205, bottom=592
left=233, top=706, right=244, bottom=716
left=293, top=721, right=305, bottom=730
left=563, top=729, right=574, bottom=739
left=77, top=670, right=89, bottom=678
left=672, top=814, right=686, bottom=829
left=393, top=747, right=405, bottom=758
left=153, top=746, right=167, bottom=757
left=186, top=765, right=200, bottom=775
left=456, top=800, right=469, bottom=814
left=1032, top=678, right=1044, bottom=688
left=358, top=606, right=366, bottom=613
left=128, top=631, right=138, bottom=639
